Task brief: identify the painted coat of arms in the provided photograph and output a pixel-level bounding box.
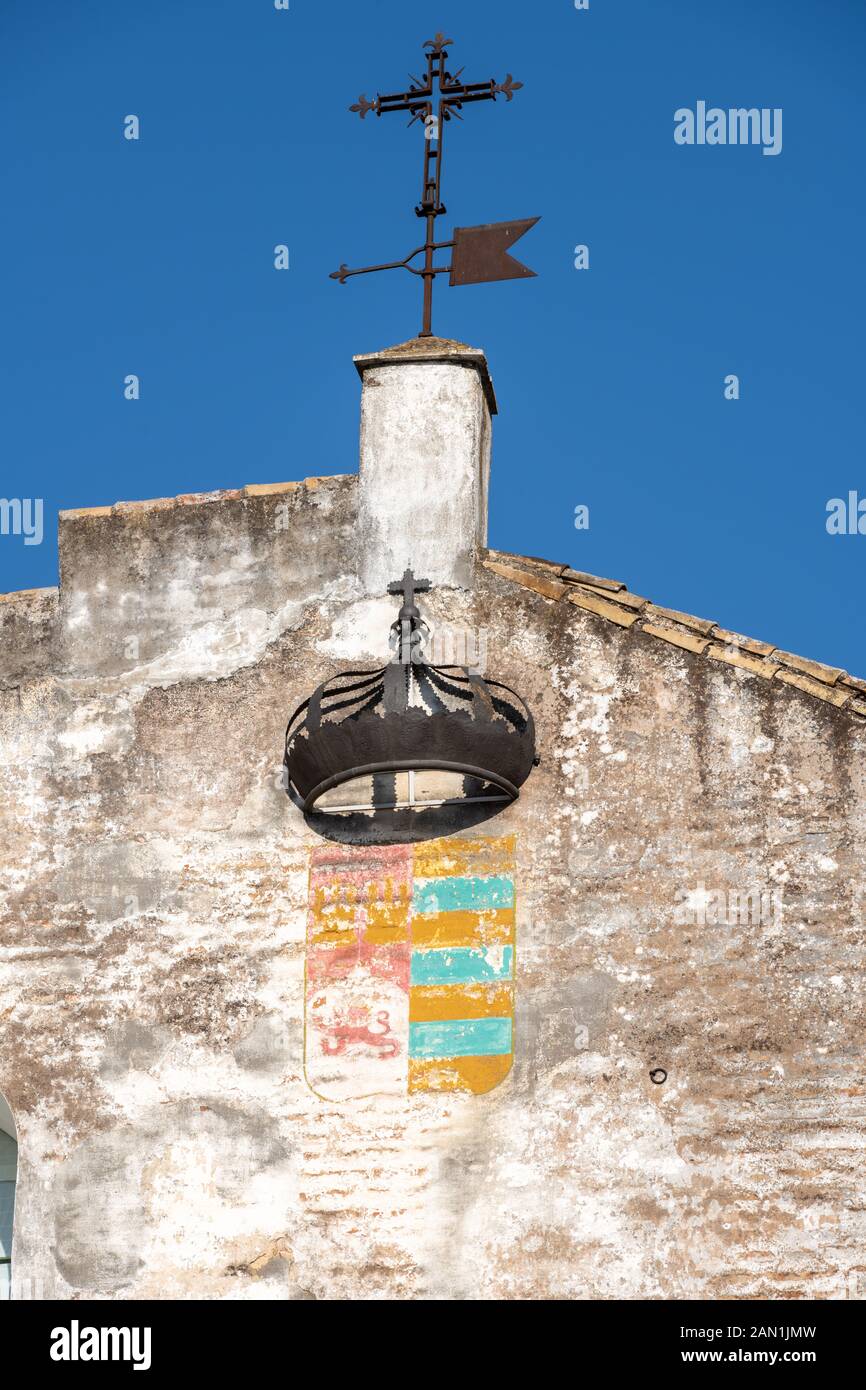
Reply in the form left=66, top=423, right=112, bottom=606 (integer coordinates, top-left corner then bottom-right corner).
left=304, top=836, right=516, bottom=1099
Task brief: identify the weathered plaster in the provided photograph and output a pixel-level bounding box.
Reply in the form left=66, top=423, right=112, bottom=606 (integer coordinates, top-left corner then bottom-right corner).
left=1, top=350, right=864, bottom=1301
left=355, top=340, right=492, bottom=593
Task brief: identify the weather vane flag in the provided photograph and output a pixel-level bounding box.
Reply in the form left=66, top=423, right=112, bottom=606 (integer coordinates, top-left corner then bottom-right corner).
left=331, top=32, right=540, bottom=337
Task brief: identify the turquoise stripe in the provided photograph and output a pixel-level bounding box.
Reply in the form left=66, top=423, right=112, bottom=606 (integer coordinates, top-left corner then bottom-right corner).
left=410, top=945, right=513, bottom=986
left=413, top=875, right=514, bottom=915
left=409, top=1017, right=513, bottom=1059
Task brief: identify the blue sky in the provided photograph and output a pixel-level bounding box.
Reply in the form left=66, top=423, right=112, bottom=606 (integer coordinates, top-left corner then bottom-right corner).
left=1, top=0, right=864, bottom=672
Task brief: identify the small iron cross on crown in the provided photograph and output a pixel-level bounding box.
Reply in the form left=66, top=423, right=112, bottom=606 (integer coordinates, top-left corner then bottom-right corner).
left=388, top=570, right=430, bottom=669
left=388, top=568, right=431, bottom=623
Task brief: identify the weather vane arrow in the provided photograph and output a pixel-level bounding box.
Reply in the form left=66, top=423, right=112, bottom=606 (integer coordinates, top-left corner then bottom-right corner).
left=330, top=34, right=540, bottom=338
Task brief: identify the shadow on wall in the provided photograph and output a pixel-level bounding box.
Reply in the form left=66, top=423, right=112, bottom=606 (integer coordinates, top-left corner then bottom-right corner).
left=301, top=796, right=515, bottom=846
left=0, top=1093, right=16, bottom=1301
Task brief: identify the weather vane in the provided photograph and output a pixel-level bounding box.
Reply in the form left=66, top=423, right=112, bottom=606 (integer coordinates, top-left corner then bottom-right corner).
left=331, top=32, right=540, bottom=338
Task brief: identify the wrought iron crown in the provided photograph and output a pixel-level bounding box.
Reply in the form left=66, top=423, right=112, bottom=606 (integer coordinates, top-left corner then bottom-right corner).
left=284, top=570, right=537, bottom=817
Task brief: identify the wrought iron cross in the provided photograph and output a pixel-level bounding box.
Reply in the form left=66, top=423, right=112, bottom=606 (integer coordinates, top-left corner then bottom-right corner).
left=388, top=568, right=430, bottom=625
left=331, top=34, right=539, bottom=338
left=388, top=569, right=430, bottom=668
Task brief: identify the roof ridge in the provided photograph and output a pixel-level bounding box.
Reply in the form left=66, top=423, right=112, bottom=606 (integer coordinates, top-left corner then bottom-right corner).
left=58, top=473, right=353, bottom=524
left=482, top=549, right=866, bottom=721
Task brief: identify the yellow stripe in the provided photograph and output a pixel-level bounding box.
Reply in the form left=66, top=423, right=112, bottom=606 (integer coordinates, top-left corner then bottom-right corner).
left=409, top=983, right=513, bottom=1022
left=409, top=1054, right=513, bottom=1095
left=411, top=906, right=514, bottom=948
left=363, top=900, right=410, bottom=943
left=309, top=927, right=355, bottom=944
left=413, top=835, right=515, bottom=880
left=309, top=916, right=356, bottom=943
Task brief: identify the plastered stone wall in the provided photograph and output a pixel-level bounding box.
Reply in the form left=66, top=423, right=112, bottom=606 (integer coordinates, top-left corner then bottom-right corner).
left=355, top=339, right=493, bottom=593
left=1, top=363, right=865, bottom=1301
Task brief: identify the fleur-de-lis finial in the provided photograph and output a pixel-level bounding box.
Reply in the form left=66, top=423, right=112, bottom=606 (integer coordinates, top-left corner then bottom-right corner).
left=495, top=74, right=523, bottom=101
left=423, top=32, right=453, bottom=52
left=349, top=93, right=379, bottom=119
